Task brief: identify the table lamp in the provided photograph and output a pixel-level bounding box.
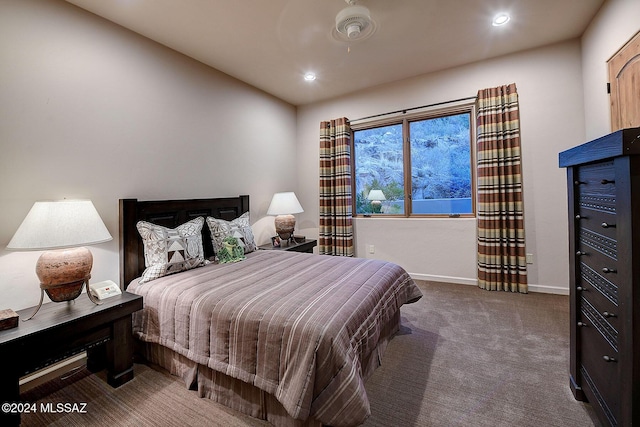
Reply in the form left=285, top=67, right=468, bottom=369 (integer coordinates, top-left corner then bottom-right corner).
left=7, top=200, right=113, bottom=319
left=267, top=192, right=304, bottom=242
left=367, top=189, right=386, bottom=213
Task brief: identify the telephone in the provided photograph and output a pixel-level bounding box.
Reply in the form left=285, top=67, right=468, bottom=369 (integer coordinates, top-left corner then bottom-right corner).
left=89, top=280, right=122, bottom=300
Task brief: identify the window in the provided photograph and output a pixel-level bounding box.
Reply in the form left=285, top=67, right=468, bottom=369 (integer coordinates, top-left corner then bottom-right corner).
left=352, top=105, right=475, bottom=216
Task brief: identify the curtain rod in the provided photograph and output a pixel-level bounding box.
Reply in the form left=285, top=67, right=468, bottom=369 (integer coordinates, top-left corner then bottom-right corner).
left=350, top=95, right=477, bottom=123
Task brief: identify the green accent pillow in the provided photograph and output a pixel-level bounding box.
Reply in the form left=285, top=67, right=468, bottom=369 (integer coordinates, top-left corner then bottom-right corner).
left=217, top=236, right=246, bottom=264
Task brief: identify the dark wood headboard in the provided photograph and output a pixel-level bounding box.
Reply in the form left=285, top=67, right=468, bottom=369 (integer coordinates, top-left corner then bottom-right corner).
left=119, top=195, right=249, bottom=289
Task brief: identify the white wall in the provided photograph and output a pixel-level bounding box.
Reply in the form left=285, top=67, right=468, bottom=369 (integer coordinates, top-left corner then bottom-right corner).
left=297, top=40, right=587, bottom=293
left=0, top=0, right=296, bottom=311
left=582, top=0, right=640, bottom=140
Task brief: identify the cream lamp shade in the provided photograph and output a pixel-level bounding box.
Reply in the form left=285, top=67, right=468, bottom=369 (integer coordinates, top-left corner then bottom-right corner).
left=267, top=192, right=304, bottom=242
left=8, top=200, right=112, bottom=250
left=7, top=200, right=113, bottom=319
left=366, top=189, right=386, bottom=202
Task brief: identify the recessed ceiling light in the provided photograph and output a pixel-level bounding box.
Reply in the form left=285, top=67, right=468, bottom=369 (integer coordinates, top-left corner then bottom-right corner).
left=304, top=72, right=316, bottom=82
left=492, top=13, right=510, bottom=26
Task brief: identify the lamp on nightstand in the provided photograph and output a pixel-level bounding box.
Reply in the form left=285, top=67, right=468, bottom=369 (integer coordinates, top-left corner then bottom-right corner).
left=7, top=200, right=112, bottom=319
left=267, top=192, right=304, bottom=242
left=367, top=189, right=386, bottom=213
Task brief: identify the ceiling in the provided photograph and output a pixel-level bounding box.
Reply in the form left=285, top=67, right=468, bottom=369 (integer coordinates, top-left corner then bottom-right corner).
left=63, top=0, right=605, bottom=106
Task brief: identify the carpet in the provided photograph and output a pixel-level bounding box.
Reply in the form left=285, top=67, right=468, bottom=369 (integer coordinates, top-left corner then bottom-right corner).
left=361, top=280, right=601, bottom=427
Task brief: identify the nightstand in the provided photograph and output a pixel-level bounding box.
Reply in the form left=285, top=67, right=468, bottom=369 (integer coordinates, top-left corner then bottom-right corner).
left=0, top=292, right=143, bottom=426
left=259, top=238, right=317, bottom=253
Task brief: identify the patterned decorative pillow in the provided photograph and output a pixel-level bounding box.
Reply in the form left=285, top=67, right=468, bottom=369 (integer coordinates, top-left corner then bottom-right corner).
left=136, top=217, right=207, bottom=283
left=217, top=236, right=246, bottom=264
left=206, top=212, right=257, bottom=259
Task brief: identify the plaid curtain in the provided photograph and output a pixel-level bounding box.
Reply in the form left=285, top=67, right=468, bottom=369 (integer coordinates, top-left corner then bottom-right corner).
left=319, top=117, right=354, bottom=256
left=476, top=83, right=527, bottom=293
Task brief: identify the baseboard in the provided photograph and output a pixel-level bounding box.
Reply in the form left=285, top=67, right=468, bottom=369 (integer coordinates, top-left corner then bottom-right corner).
left=409, top=273, right=569, bottom=295
left=19, top=352, right=87, bottom=393
left=526, top=284, right=569, bottom=295
left=409, top=273, right=477, bottom=286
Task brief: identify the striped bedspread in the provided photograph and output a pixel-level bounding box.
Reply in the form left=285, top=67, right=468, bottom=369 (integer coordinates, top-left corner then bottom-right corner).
left=128, top=250, right=422, bottom=426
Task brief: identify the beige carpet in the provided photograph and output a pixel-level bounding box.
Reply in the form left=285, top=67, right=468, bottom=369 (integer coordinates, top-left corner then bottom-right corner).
left=361, top=281, right=601, bottom=427
left=20, top=280, right=601, bottom=426
left=20, top=363, right=269, bottom=427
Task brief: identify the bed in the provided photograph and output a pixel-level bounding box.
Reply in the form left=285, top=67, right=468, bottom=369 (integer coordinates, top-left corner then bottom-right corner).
left=119, top=195, right=422, bottom=427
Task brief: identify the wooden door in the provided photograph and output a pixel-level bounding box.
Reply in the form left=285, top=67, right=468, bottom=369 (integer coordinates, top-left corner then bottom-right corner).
left=608, top=31, right=640, bottom=131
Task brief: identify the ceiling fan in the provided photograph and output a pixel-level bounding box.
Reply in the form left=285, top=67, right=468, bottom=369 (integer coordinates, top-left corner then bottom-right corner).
left=334, top=0, right=376, bottom=42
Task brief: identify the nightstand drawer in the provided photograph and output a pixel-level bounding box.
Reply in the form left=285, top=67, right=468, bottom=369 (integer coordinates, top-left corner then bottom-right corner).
left=14, top=325, right=112, bottom=377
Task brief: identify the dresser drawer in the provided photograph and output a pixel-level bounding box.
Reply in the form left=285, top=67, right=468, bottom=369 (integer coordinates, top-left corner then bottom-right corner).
left=579, top=363, right=620, bottom=426
left=578, top=261, right=619, bottom=315
left=579, top=295, right=619, bottom=351
left=577, top=256, right=619, bottom=295
left=575, top=160, right=616, bottom=194
left=578, top=300, right=621, bottom=423
left=575, top=210, right=617, bottom=242
left=576, top=227, right=617, bottom=262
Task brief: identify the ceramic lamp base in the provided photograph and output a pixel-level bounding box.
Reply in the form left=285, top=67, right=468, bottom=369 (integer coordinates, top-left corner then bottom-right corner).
left=36, top=247, right=93, bottom=293
left=25, top=247, right=100, bottom=320
left=274, top=214, right=295, bottom=241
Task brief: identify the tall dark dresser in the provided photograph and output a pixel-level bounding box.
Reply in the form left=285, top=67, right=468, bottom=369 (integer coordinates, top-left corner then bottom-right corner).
left=559, top=127, right=640, bottom=427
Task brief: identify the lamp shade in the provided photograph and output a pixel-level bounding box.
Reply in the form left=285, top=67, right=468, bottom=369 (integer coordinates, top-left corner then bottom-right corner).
left=367, top=189, right=386, bottom=201
left=7, top=200, right=112, bottom=251
left=267, top=192, right=304, bottom=215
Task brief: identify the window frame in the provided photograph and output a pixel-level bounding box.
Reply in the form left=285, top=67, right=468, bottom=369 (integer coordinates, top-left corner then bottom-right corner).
left=350, top=102, right=477, bottom=218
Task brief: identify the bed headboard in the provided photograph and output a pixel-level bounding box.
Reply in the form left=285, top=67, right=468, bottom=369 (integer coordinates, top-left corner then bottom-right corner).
left=119, top=195, right=250, bottom=289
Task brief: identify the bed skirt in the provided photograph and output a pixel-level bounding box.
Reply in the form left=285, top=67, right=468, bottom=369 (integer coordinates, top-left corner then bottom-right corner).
left=136, top=309, right=401, bottom=427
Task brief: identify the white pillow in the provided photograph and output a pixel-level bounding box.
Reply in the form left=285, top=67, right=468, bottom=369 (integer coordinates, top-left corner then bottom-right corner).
left=136, top=217, right=207, bottom=283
